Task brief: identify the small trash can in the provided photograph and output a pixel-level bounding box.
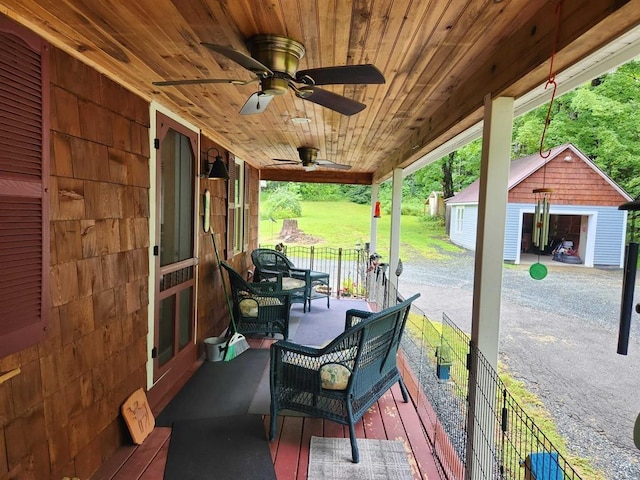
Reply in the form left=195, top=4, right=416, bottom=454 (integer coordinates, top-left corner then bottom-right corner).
left=204, top=336, right=226, bottom=362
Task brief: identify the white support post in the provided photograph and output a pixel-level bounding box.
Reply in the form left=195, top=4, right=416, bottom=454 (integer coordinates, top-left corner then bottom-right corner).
left=465, top=95, right=514, bottom=480
left=389, top=168, right=403, bottom=302
left=369, top=183, right=379, bottom=256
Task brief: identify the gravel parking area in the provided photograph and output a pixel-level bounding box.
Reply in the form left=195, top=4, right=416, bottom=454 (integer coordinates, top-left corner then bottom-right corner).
left=400, top=250, right=640, bottom=479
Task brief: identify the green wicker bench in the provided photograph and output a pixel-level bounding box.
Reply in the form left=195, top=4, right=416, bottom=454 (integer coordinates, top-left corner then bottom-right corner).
left=269, top=293, right=420, bottom=462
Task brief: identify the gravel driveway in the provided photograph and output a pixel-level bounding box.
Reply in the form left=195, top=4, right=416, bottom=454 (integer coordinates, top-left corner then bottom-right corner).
left=399, top=249, right=640, bottom=479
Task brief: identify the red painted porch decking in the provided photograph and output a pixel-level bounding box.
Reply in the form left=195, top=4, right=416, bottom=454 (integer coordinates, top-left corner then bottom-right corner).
left=91, top=336, right=442, bottom=480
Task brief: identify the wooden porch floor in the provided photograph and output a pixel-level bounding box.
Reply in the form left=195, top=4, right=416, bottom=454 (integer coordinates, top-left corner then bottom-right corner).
left=92, top=337, right=443, bottom=480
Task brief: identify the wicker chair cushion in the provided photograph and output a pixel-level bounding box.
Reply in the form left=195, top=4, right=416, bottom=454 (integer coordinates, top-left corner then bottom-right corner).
left=239, top=296, right=283, bottom=317
left=320, top=363, right=351, bottom=390
left=282, top=277, right=306, bottom=290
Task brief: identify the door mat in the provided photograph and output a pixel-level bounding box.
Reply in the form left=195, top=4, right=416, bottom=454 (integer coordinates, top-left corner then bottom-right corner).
left=164, top=414, right=276, bottom=480
left=155, top=348, right=269, bottom=426
left=308, top=436, right=413, bottom=480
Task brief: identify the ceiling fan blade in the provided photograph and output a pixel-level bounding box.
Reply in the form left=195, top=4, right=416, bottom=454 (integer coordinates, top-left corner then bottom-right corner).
left=297, top=87, right=366, bottom=116
left=265, top=160, right=299, bottom=167
left=271, top=158, right=299, bottom=164
left=152, top=78, right=258, bottom=87
left=239, top=92, right=274, bottom=115
left=315, top=160, right=352, bottom=170
left=201, top=43, right=273, bottom=77
left=296, top=64, right=385, bottom=85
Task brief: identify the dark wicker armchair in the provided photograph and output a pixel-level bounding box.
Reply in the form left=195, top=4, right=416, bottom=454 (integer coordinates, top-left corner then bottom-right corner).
left=220, top=261, right=293, bottom=339
left=269, top=293, right=420, bottom=462
left=251, top=248, right=330, bottom=312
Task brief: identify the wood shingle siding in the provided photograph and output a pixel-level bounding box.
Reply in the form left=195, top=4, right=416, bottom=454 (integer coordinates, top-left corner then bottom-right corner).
left=1, top=39, right=153, bottom=478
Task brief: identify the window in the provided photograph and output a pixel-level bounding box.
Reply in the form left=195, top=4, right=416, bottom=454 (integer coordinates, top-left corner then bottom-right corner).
left=0, top=17, right=49, bottom=358
left=455, top=207, right=464, bottom=234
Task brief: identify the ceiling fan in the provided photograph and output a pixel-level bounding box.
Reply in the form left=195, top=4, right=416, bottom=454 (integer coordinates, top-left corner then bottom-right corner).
left=269, top=147, right=351, bottom=171
left=152, top=34, right=385, bottom=116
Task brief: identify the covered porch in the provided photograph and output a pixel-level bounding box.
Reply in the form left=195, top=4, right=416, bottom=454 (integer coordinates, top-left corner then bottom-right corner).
left=91, top=298, right=445, bottom=480
left=91, top=328, right=442, bottom=480
left=1, top=2, right=639, bottom=479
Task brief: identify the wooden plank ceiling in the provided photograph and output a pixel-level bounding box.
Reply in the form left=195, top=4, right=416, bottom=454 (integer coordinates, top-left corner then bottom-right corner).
left=2, top=0, right=639, bottom=184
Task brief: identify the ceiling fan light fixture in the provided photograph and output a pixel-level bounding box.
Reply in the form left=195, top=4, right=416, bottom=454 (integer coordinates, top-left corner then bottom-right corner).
left=260, top=77, right=289, bottom=95
left=201, top=147, right=229, bottom=180
left=291, top=116, right=311, bottom=124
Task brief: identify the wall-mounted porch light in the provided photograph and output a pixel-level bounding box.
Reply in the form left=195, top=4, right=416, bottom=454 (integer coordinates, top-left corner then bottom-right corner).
left=200, top=147, right=229, bottom=180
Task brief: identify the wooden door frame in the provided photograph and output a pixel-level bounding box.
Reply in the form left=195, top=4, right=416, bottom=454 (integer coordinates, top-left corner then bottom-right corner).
left=151, top=112, right=199, bottom=385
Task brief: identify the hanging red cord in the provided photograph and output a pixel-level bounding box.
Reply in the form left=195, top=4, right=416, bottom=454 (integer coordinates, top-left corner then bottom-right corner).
left=539, top=1, right=563, bottom=159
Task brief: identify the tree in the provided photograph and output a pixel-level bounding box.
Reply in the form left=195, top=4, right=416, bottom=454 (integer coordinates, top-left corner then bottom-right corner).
left=261, top=183, right=302, bottom=219
left=442, top=152, right=455, bottom=198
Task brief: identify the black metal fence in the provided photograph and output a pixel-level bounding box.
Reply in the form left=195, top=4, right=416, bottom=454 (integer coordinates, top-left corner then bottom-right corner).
left=259, top=244, right=378, bottom=300
left=399, top=302, right=585, bottom=480
left=258, top=245, right=585, bottom=480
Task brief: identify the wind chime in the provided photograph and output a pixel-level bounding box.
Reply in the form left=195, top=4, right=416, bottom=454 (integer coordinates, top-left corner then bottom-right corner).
left=529, top=185, right=552, bottom=280
left=617, top=196, right=639, bottom=355
left=529, top=0, right=562, bottom=281
left=619, top=196, right=640, bottom=451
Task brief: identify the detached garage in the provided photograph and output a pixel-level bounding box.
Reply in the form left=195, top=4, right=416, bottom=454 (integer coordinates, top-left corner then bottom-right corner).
left=447, top=144, right=632, bottom=267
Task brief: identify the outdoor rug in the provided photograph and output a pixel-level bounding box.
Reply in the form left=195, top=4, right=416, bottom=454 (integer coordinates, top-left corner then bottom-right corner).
left=293, top=298, right=369, bottom=346
left=155, top=348, right=270, bottom=426
left=247, top=298, right=369, bottom=415
left=164, top=414, right=276, bottom=480
left=307, top=437, right=412, bottom=480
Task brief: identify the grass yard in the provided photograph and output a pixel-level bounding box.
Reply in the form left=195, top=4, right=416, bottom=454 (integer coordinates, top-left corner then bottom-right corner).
left=259, top=200, right=461, bottom=261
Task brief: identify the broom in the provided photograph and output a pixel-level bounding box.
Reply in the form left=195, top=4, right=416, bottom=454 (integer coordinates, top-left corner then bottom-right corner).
left=210, top=228, right=250, bottom=361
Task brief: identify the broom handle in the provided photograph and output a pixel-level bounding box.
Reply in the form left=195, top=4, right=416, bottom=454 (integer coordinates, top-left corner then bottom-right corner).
left=210, top=230, right=239, bottom=335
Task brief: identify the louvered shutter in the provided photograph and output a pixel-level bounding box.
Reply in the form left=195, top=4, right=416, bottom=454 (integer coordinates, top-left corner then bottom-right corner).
left=243, top=164, right=250, bottom=252
left=226, top=154, right=236, bottom=259
left=0, top=19, right=49, bottom=358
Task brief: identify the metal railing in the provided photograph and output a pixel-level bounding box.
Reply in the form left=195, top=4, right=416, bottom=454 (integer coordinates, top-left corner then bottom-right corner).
left=258, top=244, right=376, bottom=300
left=257, top=245, right=585, bottom=479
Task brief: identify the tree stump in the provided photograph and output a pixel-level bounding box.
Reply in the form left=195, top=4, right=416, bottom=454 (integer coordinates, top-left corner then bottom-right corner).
left=280, top=219, right=300, bottom=238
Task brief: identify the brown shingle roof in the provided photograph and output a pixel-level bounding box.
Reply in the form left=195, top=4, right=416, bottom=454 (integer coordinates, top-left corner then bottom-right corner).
left=446, top=143, right=630, bottom=204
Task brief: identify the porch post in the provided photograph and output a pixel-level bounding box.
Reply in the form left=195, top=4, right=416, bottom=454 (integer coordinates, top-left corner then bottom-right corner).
left=465, top=95, right=514, bottom=480
left=369, top=183, right=379, bottom=256
left=389, top=168, right=403, bottom=302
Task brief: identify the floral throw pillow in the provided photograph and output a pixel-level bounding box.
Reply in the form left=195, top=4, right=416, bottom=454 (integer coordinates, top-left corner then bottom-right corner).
left=319, top=363, right=351, bottom=390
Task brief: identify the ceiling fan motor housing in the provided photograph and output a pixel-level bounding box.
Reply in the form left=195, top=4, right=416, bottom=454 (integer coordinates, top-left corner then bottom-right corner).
left=247, top=34, right=305, bottom=95
left=297, top=146, right=318, bottom=166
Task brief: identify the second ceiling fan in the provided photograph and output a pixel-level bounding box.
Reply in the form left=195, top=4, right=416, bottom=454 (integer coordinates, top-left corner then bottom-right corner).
left=153, top=34, right=385, bottom=116
left=269, top=147, right=351, bottom=171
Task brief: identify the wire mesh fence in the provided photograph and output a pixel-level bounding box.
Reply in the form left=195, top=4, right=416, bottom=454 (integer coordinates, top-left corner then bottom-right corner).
left=368, top=277, right=583, bottom=480
left=398, top=301, right=585, bottom=480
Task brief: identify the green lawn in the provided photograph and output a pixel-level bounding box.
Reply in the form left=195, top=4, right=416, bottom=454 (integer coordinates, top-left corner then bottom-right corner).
left=259, top=200, right=461, bottom=261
